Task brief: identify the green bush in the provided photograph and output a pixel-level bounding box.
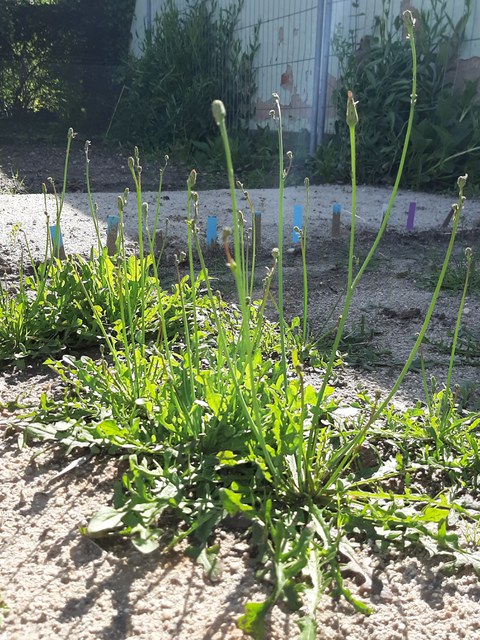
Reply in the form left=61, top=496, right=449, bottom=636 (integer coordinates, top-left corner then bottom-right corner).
left=0, top=0, right=135, bottom=134
left=314, top=0, right=480, bottom=191
left=111, top=0, right=259, bottom=150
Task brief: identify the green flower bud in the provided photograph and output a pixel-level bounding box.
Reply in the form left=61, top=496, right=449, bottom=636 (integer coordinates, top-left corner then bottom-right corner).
left=187, top=169, right=197, bottom=189
left=402, top=10, right=416, bottom=31
left=212, top=100, right=226, bottom=126
left=457, top=174, right=468, bottom=191
left=346, top=91, right=359, bottom=127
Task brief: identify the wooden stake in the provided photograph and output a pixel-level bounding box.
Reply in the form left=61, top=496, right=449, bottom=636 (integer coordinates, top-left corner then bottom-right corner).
left=106, top=215, right=120, bottom=256
left=332, top=203, right=341, bottom=238
left=254, top=211, right=262, bottom=247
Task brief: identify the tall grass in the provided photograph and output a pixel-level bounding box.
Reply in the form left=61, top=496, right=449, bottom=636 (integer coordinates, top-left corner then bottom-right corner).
left=3, top=10, right=480, bottom=639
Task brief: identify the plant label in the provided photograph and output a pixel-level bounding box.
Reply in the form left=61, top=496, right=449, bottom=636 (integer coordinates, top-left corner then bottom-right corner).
left=292, top=204, right=303, bottom=243
left=206, top=215, right=218, bottom=247
left=407, top=201, right=416, bottom=231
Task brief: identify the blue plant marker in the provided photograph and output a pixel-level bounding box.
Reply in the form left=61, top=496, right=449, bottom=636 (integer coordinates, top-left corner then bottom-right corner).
left=292, top=204, right=303, bottom=243
left=206, top=215, right=217, bottom=247
left=107, top=214, right=120, bottom=232
left=106, top=215, right=120, bottom=255
left=407, top=201, right=416, bottom=231
left=332, top=202, right=341, bottom=237
left=49, top=224, right=66, bottom=258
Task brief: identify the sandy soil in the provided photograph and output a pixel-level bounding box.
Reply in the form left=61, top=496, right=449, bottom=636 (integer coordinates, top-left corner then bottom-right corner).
left=1, top=180, right=480, bottom=639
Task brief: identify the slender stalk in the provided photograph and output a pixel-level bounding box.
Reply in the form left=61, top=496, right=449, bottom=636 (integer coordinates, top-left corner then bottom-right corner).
left=347, top=120, right=357, bottom=291
left=84, top=141, right=103, bottom=255
left=272, top=94, right=288, bottom=390
left=352, top=14, right=418, bottom=289
left=128, top=150, right=147, bottom=353
left=212, top=104, right=246, bottom=310
left=301, top=178, right=310, bottom=341
left=445, top=247, right=472, bottom=397
left=186, top=171, right=200, bottom=371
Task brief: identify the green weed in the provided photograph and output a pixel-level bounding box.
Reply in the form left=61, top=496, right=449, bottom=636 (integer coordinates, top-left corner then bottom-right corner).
left=3, top=10, right=480, bottom=640
left=424, top=245, right=480, bottom=293
left=316, top=315, right=391, bottom=369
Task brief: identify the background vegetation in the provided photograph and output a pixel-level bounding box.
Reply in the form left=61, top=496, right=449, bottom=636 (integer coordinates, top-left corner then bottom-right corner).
left=111, top=0, right=259, bottom=150
left=314, top=0, right=480, bottom=191
left=0, top=0, right=135, bottom=136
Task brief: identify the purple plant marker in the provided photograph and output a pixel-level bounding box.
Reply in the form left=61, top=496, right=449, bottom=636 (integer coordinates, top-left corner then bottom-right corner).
left=407, top=201, right=416, bottom=231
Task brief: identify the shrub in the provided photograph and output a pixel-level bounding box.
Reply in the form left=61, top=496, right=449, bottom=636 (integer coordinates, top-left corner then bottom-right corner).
left=314, top=0, right=480, bottom=191
left=111, top=0, right=259, bottom=150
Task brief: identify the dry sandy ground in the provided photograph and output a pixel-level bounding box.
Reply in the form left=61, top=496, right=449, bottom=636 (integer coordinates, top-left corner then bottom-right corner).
left=1, top=184, right=480, bottom=639
left=0, top=183, right=479, bottom=263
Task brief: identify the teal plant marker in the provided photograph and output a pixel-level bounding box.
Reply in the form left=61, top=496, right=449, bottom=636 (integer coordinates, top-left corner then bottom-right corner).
left=332, top=202, right=341, bottom=237
left=407, top=201, right=416, bottom=231
left=106, top=214, right=120, bottom=256
left=206, top=215, right=218, bottom=247
left=292, top=204, right=303, bottom=243
left=49, top=224, right=66, bottom=259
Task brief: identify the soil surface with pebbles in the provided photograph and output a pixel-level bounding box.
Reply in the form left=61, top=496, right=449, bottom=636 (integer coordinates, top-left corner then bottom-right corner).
left=1, top=147, right=480, bottom=638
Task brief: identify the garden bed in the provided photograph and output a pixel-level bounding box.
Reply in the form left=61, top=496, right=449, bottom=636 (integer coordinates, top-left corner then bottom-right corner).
left=1, top=142, right=480, bottom=639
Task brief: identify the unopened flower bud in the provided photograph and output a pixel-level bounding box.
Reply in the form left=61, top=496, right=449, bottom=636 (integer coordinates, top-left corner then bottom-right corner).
left=402, top=10, right=416, bottom=31
left=212, top=100, right=226, bottom=126
left=457, top=174, right=468, bottom=191
left=187, top=169, right=197, bottom=189
left=346, top=90, right=359, bottom=127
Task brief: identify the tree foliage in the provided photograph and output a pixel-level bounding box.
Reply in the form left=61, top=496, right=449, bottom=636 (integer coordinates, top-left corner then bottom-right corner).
left=0, top=0, right=136, bottom=132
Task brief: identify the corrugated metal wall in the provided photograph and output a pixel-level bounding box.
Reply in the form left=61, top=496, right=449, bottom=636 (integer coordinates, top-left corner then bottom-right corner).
left=131, top=0, right=480, bottom=136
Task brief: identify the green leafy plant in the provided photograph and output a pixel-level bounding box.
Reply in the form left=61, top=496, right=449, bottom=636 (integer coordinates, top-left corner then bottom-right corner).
left=5, top=10, right=480, bottom=640
left=424, top=245, right=480, bottom=293
left=316, top=315, right=391, bottom=369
